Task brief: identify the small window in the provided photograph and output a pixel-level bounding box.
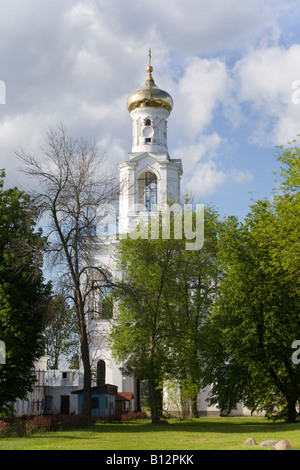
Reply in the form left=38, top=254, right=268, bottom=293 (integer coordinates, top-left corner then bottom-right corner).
left=145, top=118, right=151, bottom=126
left=62, top=372, right=67, bottom=379
left=145, top=138, right=152, bottom=143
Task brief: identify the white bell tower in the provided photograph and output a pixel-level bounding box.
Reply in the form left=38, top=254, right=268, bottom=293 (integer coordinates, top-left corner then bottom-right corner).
left=85, top=53, right=183, bottom=412
left=118, top=50, right=183, bottom=234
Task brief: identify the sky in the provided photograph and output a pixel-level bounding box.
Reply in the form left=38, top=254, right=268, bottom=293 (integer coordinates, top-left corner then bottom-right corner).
left=1, top=0, right=300, bottom=221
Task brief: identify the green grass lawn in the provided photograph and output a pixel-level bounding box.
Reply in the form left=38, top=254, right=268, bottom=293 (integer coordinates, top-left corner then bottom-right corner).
left=0, top=417, right=299, bottom=451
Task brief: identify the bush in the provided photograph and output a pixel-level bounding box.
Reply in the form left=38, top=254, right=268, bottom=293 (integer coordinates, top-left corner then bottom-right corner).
left=0, top=414, right=95, bottom=438
left=10, top=417, right=26, bottom=436
left=121, top=411, right=148, bottom=422
left=0, top=420, right=10, bottom=438
left=0, top=417, right=27, bottom=437
left=55, top=414, right=94, bottom=429
left=100, top=415, right=122, bottom=423
left=25, top=415, right=52, bottom=435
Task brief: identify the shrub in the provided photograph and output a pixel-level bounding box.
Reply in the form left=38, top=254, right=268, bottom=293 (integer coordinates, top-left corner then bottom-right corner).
left=0, top=414, right=95, bottom=438
left=24, top=414, right=94, bottom=434
left=56, top=414, right=94, bottom=429
left=100, top=415, right=122, bottom=423
left=25, top=415, right=52, bottom=435
left=0, top=417, right=27, bottom=437
left=121, top=411, right=148, bottom=422
left=10, top=417, right=26, bottom=436
left=0, top=420, right=10, bottom=438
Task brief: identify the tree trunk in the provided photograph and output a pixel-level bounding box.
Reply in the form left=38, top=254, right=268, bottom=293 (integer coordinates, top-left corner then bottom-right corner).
left=190, top=394, right=198, bottom=418
left=80, top=334, right=92, bottom=419
left=286, top=398, right=297, bottom=423
left=148, top=379, right=163, bottom=424
left=76, top=299, right=92, bottom=419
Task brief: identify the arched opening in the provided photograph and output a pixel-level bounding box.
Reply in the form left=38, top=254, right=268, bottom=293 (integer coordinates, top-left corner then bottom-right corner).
left=97, top=360, right=106, bottom=387
left=137, top=171, right=157, bottom=212
left=90, top=273, right=113, bottom=320
left=143, top=118, right=153, bottom=143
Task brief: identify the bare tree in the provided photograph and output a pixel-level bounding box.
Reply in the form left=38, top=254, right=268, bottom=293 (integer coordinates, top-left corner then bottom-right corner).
left=17, top=124, right=118, bottom=418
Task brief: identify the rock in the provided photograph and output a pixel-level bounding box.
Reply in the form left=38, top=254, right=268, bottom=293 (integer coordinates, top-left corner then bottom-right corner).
left=275, top=439, right=294, bottom=450
left=243, top=438, right=257, bottom=446
left=259, top=440, right=279, bottom=447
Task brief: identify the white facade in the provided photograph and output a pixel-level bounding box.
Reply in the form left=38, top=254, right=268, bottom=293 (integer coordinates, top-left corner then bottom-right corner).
left=118, top=152, right=182, bottom=235
left=86, top=65, right=183, bottom=412
left=13, top=357, right=80, bottom=416
left=130, top=106, right=169, bottom=154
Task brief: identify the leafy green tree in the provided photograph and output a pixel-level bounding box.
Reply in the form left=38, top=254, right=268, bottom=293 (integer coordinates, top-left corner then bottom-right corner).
left=0, top=171, right=51, bottom=415
left=43, top=294, right=78, bottom=369
left=271, top=141, right=300, bottom=296
left=111, top=235, right=182, bottom=424
left=165, top=205, right=220, bottom=417
left=201, top=142, right=300, bottom=423
left=110, top=205, right=220, bottom=422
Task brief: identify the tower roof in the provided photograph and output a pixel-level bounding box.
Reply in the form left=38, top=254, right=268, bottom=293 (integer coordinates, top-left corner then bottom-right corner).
left=126, top=50, right=173, bottom=114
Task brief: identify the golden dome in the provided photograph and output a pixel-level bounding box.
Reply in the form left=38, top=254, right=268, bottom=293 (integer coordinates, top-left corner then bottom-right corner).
left=126, top=64, right=173, bottom=114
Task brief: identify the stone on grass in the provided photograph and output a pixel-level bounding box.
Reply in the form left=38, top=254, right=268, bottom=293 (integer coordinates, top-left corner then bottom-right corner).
left=243, top=438, right=257, bottom=446
left=275, top=440, right=294, bottom=450
left=259, top=440, right=278, bottom=447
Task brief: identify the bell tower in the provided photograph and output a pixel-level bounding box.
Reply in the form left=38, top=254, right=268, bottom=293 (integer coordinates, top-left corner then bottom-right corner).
left=118, top=50, right=183, bottom=234
left=84, top=52, right=184, bottom=411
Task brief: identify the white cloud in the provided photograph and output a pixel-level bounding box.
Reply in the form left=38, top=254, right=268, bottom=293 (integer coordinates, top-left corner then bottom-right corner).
left=184, top=161, right=227, bottom=198
left=234, top=44, right=300, bottom=145
left=230, top=168, right=253, bottom=185
left=175, top=133, right=253, bottom=199
left=173, top=57, right=228, bottom=139
left=107, top=0, right=280, bottom=54
left=0, top=0, right=299, bottom=212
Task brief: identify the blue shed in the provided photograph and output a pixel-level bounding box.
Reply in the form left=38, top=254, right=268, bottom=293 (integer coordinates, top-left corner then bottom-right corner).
left=72, top=384, right=117, bottom=418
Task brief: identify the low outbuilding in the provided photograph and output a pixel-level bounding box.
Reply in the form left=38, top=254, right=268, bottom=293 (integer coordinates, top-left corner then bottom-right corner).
left=72, top=384, right=117, bottom=418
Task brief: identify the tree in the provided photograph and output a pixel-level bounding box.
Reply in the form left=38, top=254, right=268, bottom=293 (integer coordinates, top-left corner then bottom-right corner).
left=200, top=142, right=300, bottom=423
left=110, top=205, right=220, bottom=423
left=17, top=125, right=118, bottom=418
left=171, top=205, right=220, bottom=417
left=111, top=235, right=182, bottom=424
left=271, top=140, right=300, bottom=296
left=0, top=170, right=51, bottom=415
left=43, top=294, right=78, bottom=370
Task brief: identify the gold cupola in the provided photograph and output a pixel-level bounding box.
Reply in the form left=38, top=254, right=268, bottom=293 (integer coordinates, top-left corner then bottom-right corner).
left=126, top=50, right=173, bottom=114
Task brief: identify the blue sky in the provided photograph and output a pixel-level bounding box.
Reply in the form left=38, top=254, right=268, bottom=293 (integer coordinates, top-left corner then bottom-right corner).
left=0, top=0, right=300, bottom=221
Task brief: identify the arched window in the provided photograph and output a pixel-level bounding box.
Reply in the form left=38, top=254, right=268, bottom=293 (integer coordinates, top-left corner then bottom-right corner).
left=90, top=274, right=113, bottom=320
left=137, top=171, right=157, bottom=212
left=97, top=360, right=106, bottom=387
left=143, top=118, right=153, bottom=143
